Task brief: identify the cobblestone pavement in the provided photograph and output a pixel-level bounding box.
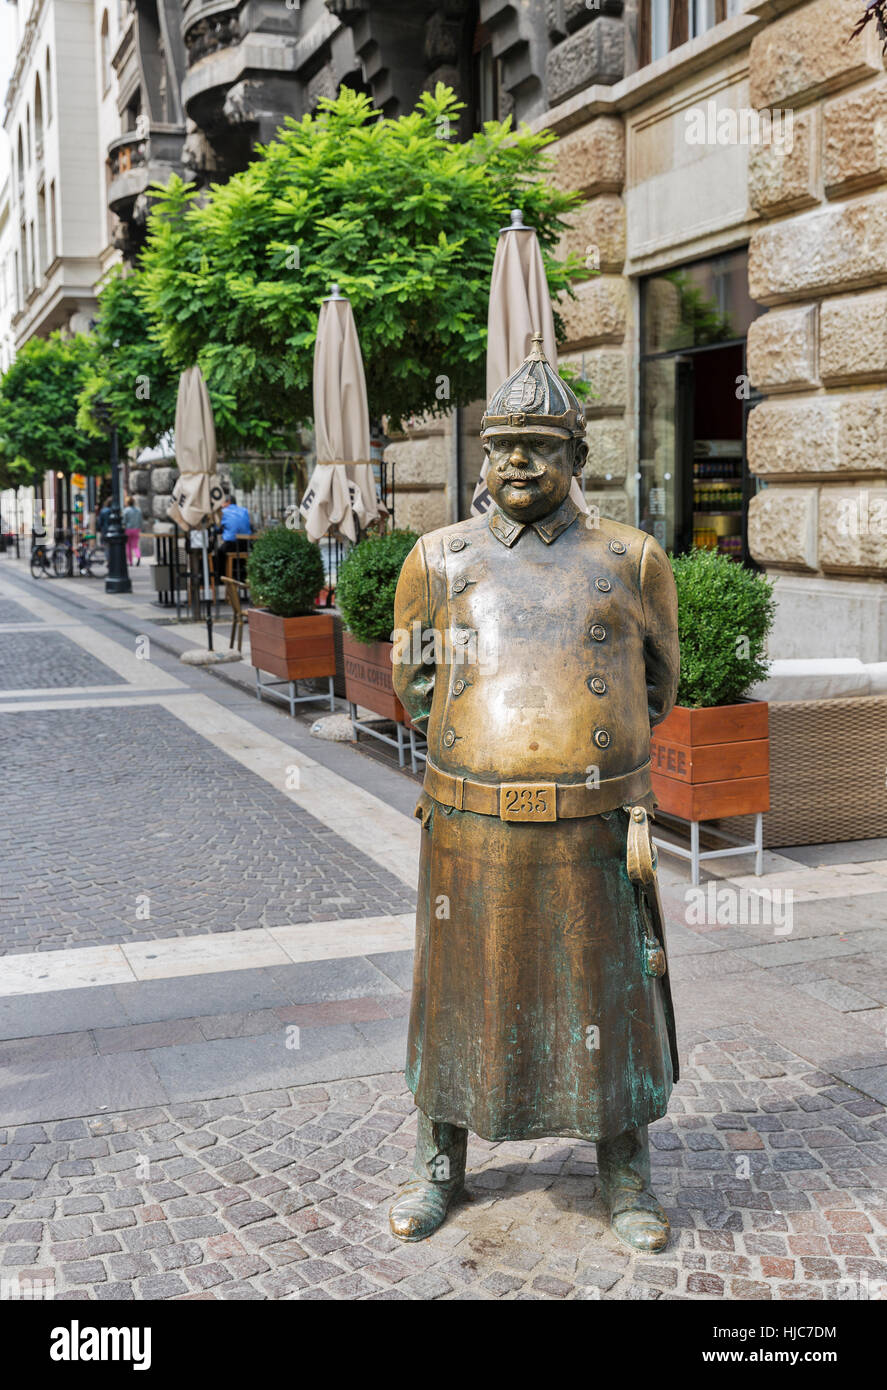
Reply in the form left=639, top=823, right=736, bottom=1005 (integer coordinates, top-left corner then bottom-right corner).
left=0, top=599, right=38, bottom=625
left=1, top=1028, right=885, bottom=1301
left=0, top=704, right=415, bottom=953
left=0, top=631, right=126, bottom=690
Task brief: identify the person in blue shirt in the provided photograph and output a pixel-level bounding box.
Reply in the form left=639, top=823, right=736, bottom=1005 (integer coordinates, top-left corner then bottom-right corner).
left=216, top=494, right=252, bottom=582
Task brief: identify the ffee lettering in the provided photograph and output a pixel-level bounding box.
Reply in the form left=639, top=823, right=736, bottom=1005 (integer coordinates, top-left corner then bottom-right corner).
left=652, top=741, right=687, bottom=776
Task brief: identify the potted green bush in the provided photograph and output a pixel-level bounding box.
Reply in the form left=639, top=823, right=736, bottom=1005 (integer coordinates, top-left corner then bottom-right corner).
left=651, top=548, right=776, bottom=820
left=336, top=529, right=419, bottom=722
left=246, top=525, right=335, bottom=692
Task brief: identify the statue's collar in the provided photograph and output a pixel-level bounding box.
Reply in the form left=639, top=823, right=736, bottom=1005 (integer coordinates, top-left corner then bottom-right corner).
left=487, top=492, right=581, bottom=548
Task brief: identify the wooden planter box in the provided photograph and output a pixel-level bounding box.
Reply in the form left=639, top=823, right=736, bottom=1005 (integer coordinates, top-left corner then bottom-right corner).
left=342, top=632, right=410, bottom=725
left=248, top=609, right=336, bottom=682
left=650, top=701, right=770, bottom=821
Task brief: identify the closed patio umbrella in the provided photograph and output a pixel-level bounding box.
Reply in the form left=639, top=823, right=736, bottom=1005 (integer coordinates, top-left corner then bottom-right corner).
left=169, top=366, right=225, bottom=650
left=472, top=209, right=586, bottom=515
left=300, top=285, right=382, bottom=545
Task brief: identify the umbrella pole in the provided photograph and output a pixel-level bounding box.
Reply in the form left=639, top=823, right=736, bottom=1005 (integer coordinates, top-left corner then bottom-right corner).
left=201, top=538, right=213, bottom=651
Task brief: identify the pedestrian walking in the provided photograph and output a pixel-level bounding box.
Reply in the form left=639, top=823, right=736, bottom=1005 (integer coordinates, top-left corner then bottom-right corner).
left=97, top=496, right=112, bottom=545
left=123, top=496, right=143, bottom=566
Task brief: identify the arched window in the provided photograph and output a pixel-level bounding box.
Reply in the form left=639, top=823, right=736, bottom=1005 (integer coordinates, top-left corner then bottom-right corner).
left=16, top=128, right=24, bottom=197
left=45, top=51, right=53, bottom=125
left=25, top=105, right=32, bottom=165
left=34, top=76, right=44, bottom=156
left=100, top=11, right=111, bottom=93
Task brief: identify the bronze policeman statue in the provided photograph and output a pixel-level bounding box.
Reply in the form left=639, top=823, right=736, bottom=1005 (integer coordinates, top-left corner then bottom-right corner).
left=389, top=335, right=680, bottom=1253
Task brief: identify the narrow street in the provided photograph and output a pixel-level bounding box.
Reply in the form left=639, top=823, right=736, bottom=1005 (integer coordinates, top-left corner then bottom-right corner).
left=0, top=555, right=885, bottom=1300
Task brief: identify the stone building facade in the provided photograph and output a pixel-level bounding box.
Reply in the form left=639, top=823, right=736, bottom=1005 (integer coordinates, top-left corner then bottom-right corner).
left=89, top=0, right=887, bottom=662
left=390, top=0, right=887, bottom=665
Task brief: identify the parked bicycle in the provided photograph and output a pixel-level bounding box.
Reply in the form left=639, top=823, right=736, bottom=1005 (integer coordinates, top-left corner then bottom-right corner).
left=30, top=533, right=107, bottom=579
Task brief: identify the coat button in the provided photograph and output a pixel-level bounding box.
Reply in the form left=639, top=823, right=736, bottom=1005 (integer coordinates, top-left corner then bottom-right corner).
left=589, top=624, right=606, bottom=641
left=454, top=629, right=472, bottom=645
left=452, top=577, right=467, bottom=593
left=449, top=537, right=466, bottom=552
left=595, top=577, right=611, bottom=592
left=609, top=540, right=626, bottom=555
left=588, top=676, right=607, bottom=695
left=453, top=679, right=466, bottom=695
left=443, top=730, right=456, bottom=747
left=594, top=728, right=611, bottom=749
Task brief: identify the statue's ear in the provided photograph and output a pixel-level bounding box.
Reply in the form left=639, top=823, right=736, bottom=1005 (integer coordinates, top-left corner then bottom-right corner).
left=572, top=438, right=588, bottom=476
left=482, top=439, right=492, bottom=458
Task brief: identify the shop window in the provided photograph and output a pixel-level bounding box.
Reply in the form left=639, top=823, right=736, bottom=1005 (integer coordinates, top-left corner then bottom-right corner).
left=638, top=0, right=741, bottom=67
left=638, top=250, right=763, bottom=564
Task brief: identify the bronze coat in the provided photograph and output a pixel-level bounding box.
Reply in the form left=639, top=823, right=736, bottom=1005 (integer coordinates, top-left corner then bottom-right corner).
left=392, top=497, right=681, bottom=1142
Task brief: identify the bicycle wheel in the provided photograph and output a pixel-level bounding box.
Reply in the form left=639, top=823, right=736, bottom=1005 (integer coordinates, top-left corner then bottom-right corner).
left=86, top=546, right=107, bottom=578
left=53, top=545, right=72, bottom=578
left=30, top=549, right=48, bottom=578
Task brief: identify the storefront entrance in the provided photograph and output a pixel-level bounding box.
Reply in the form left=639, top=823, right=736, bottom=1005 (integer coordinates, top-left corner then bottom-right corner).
left=638, top=250, right=762, bottom=562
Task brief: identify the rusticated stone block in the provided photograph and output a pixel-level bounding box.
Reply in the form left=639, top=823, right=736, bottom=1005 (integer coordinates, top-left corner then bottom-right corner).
left=749, top=0, right=882, bottom=110
left=150, top=466, right=178, bottom=495
left=584, top=416, right=627, bottom=483
left=382, top=434, right=449, bottom=487
left=582, top=488, right=630, bottom=525
left=749, top=194, right=887, bottom=304
left=820, top=290, right=887, bottom=382
left=748, top=110, right=819, bottom=217
left=824, top=82, right=887, bottom=197
left=546, top=18, right=624, bottom=106
left=560, top=346, right=628, bottom=413
left=152, top=494, right=175, bottom=522
left=550, top=117, right=625, bottom=197
left=818, top=487, right=887, bottom=573
left=748, top=486, right=818, bottom=569
left=395, top=489, right=447, bottom=536
left=131, top=492, right=150, bottom=522
left=558, top=275, right=627, bottom=348
left=556, top=194, right=626, bottom=273
left=128, top=469, right=149, bottom=494
left=747, top=305, right=818, bottom=392
left=747, top=391, right=887, bottom=477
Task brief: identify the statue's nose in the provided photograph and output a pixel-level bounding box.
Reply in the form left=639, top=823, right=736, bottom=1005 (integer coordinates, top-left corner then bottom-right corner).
left=508, top=445, right=530, bottom=468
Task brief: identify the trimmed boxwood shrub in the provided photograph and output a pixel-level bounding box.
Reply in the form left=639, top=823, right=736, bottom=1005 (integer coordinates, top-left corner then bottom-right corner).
left=672, top=548, right=775, bottom=708
left=246, top=525, right=325, bottom=617
left=336, top=529, right=419, bottom=645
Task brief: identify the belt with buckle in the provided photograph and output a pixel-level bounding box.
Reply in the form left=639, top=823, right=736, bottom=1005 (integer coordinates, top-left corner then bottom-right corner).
left=423, top=759, right=652, bottom=821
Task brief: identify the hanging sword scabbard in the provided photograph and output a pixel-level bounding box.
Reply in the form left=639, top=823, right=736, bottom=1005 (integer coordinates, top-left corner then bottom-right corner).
left=625, top=805, right=668, bottom=979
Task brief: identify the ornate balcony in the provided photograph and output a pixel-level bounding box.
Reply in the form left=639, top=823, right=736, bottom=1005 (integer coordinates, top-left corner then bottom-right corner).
left=107, top=125, right=187, bottom=256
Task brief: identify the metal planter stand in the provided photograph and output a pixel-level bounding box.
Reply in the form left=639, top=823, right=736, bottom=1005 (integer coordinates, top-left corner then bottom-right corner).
left=653, top=814, right=764, bottom=887
left=256, top=669, right=336, bottom=716
left=347, top=702, right=426, bottom=775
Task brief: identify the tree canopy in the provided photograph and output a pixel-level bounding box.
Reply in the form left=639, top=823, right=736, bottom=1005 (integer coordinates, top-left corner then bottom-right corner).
left=76, top=267, right=178, bottom=455
left=137, top=83, right=584, bottom=449
left=0, top=333, right=108, bottom=487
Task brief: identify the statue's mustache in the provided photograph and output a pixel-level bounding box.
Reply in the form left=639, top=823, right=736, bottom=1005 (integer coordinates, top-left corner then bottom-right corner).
left=498, top=465, right=545, bottom=482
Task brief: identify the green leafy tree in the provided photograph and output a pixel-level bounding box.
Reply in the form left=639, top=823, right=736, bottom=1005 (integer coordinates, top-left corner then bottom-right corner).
left=0, top=333, right=108, bottom=482
left=77, top=267, right=179, bottom=453
left=137, top=84, right=585, bottom=451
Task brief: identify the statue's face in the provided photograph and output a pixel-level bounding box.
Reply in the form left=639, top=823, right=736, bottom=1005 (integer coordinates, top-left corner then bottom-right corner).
left=483, top=432, right=585, bottom=523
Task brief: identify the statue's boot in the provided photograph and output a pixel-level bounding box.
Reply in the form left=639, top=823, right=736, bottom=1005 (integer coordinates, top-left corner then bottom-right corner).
left=389, top=1110, right=467, bottom=1242
left=597, top=1124, right=669, bottom=1254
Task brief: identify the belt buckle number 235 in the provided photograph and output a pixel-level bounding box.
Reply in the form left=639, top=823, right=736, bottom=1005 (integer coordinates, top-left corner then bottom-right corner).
left=499, top=782, right=557, bottom=822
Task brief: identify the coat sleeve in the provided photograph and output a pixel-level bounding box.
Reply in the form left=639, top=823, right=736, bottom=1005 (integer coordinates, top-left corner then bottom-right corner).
left=639, top=534, right=680, bottom=729
left=392, top=536, right=435, bottom=733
